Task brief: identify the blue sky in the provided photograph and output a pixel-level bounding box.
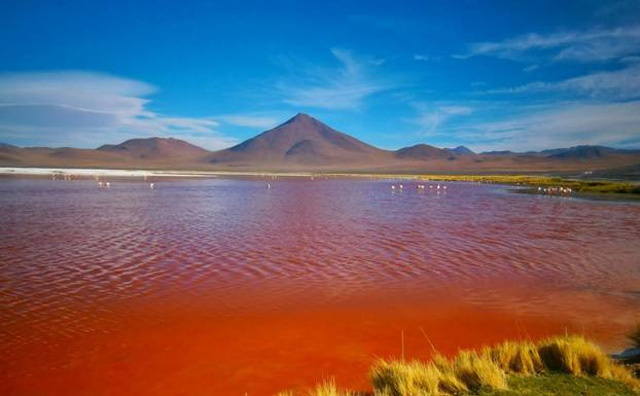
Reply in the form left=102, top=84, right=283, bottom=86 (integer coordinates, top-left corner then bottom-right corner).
left=1, top=0, right=640, bottom=152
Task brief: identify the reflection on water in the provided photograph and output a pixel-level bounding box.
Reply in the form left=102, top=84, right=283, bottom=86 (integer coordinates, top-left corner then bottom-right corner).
left=1, top=178, right=639, bottom=394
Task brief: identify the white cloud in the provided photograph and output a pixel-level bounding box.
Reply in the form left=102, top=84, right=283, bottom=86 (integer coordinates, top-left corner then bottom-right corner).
left=461, top=25, right=640, bottom=63
left=448, top=101, right=640, bottom=151
left=276, top=48, right=395, bottom=110
left=0, top=71, right=237, bottom=150
left=489, top=63, right=640, bottom=100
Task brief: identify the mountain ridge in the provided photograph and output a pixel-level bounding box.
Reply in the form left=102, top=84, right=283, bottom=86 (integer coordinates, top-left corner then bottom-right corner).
left=2, top=113, right=639, bottom=173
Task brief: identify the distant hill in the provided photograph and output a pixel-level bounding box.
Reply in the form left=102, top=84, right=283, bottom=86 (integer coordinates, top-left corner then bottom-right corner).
left=481, top=150, right=516, bottom=156
left=0, top=138, right=211, bottom=169
left=0, top=143, right=19, bottom=150
left=448, top=145, right=475, bottom=156
left=395, top=144, right=453, bottom=160
left=542, top=145, right=618, bottom=159
left=98, top=137, right=209, bottom=159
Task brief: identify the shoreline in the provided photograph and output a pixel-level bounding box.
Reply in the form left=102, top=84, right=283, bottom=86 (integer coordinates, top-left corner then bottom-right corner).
left=0, top=166, right=319, bottom=179
left=2, top=166, right=639, bottom=199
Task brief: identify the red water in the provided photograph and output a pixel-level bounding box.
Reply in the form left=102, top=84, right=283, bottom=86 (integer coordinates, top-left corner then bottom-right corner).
left=1, top=178, right=639, bottom=395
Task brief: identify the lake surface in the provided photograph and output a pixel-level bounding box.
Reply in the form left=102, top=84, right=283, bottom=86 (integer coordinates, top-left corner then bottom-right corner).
left=2, top=177, right=639, bottom=395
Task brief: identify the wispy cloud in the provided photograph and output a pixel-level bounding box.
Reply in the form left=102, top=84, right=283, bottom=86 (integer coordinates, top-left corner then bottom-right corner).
left=407, top=102, right=474, bottom=136
left=488, top=63, right=640, bottom=100
left=0, top=71, right=238, bottom=149
left=460, top=25, right=640, bottom=63
left=441, top=101, right=640, bottom=152
left=275, top=48, right=395, bottom=110
left=452, top=25, right=640, bottom=150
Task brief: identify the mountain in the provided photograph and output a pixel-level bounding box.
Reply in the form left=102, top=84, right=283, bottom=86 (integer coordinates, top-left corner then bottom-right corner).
left=0, top=143, right=19, bottom=150
left=208, top=113, right=389, bottom=167
left=542, top=145, right=617, bottom=159
left=481, top=150, right=515, bottom=156
left=448, top=145, right=475, bottom=156
left=98, top=137, right=209, bottom=159
left=0, top=138, right=211, bottom=168
left=395, top=144, right=453, bottom=160
left=2, top=114, right=640, bottom=173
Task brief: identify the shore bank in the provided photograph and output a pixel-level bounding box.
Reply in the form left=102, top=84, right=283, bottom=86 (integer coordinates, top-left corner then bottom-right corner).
left=2, top=167, right=638, bottom=198
left=275, top=334, right=640, bottom=396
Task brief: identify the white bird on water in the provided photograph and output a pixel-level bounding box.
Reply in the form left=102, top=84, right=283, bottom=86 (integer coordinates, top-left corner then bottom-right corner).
left=149, top=183, right=155, bottom=189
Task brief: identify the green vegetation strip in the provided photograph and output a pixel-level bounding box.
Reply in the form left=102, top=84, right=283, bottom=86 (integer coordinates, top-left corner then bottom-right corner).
left=411, top=175, right=640, bottom=195
left=275, top=335, right=640, bottom=396
left=323, top=173, right=640, bottom=196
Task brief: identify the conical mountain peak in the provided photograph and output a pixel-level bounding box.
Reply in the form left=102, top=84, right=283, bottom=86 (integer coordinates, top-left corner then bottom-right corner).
left=209, top=113, right=385, bottom=166
left=281, top=112, right=321, bottom=127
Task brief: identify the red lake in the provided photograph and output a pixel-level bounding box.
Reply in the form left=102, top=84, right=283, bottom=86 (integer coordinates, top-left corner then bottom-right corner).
left=1, top=177, right=639, bottom=395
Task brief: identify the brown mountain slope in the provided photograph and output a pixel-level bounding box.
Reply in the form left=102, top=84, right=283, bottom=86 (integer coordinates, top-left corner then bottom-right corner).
left=0, top=146, right=133, bottom=168
left=0, top=138, right=211, bottom=169
left=208, top=113, right=393, bottom=167
left=98, top=137, right=210, bottom=160
left=395, top=144, right=454, bottom=160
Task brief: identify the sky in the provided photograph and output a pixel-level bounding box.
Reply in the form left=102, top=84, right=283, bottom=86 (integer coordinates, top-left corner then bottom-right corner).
left=1, top=0, right=640, bottom=152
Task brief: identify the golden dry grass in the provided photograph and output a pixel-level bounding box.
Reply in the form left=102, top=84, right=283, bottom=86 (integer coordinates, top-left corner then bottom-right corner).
left=485, top=340, right=544, bottom=375
left=370, top=351, right=509, bottom=396
left=370, top=359, right=442, bottom=396
left=538, top=335, right=613, bottom=377
left=452, top=350, right=508, bottom=392
left=536, top=335, right=638, bottom=388
left=308, top=380, right=346, bottom=396
left=273, top=379, right=359, bottom=396
left=274, top=392, right=295, bottom=396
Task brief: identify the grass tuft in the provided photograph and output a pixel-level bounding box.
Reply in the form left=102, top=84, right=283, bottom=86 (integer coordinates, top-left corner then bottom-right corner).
left=538, top=335, right=612, bottom=377
left=452, top=350, right=508, bottom=392
left=486, top=340, right=544, bottom=375
left=307, top=379, right=357, bottom=396
left=370, top=359, right=441, bottom=396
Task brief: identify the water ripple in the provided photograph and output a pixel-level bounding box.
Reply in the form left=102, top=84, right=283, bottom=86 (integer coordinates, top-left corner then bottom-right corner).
left=2, top=178, right=640, bottom=343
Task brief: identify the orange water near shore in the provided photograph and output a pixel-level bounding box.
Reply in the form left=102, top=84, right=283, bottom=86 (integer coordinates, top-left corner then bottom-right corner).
left=2, top=178, right=639, bottom=395
left=4, top=283, right=635, bottom=395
